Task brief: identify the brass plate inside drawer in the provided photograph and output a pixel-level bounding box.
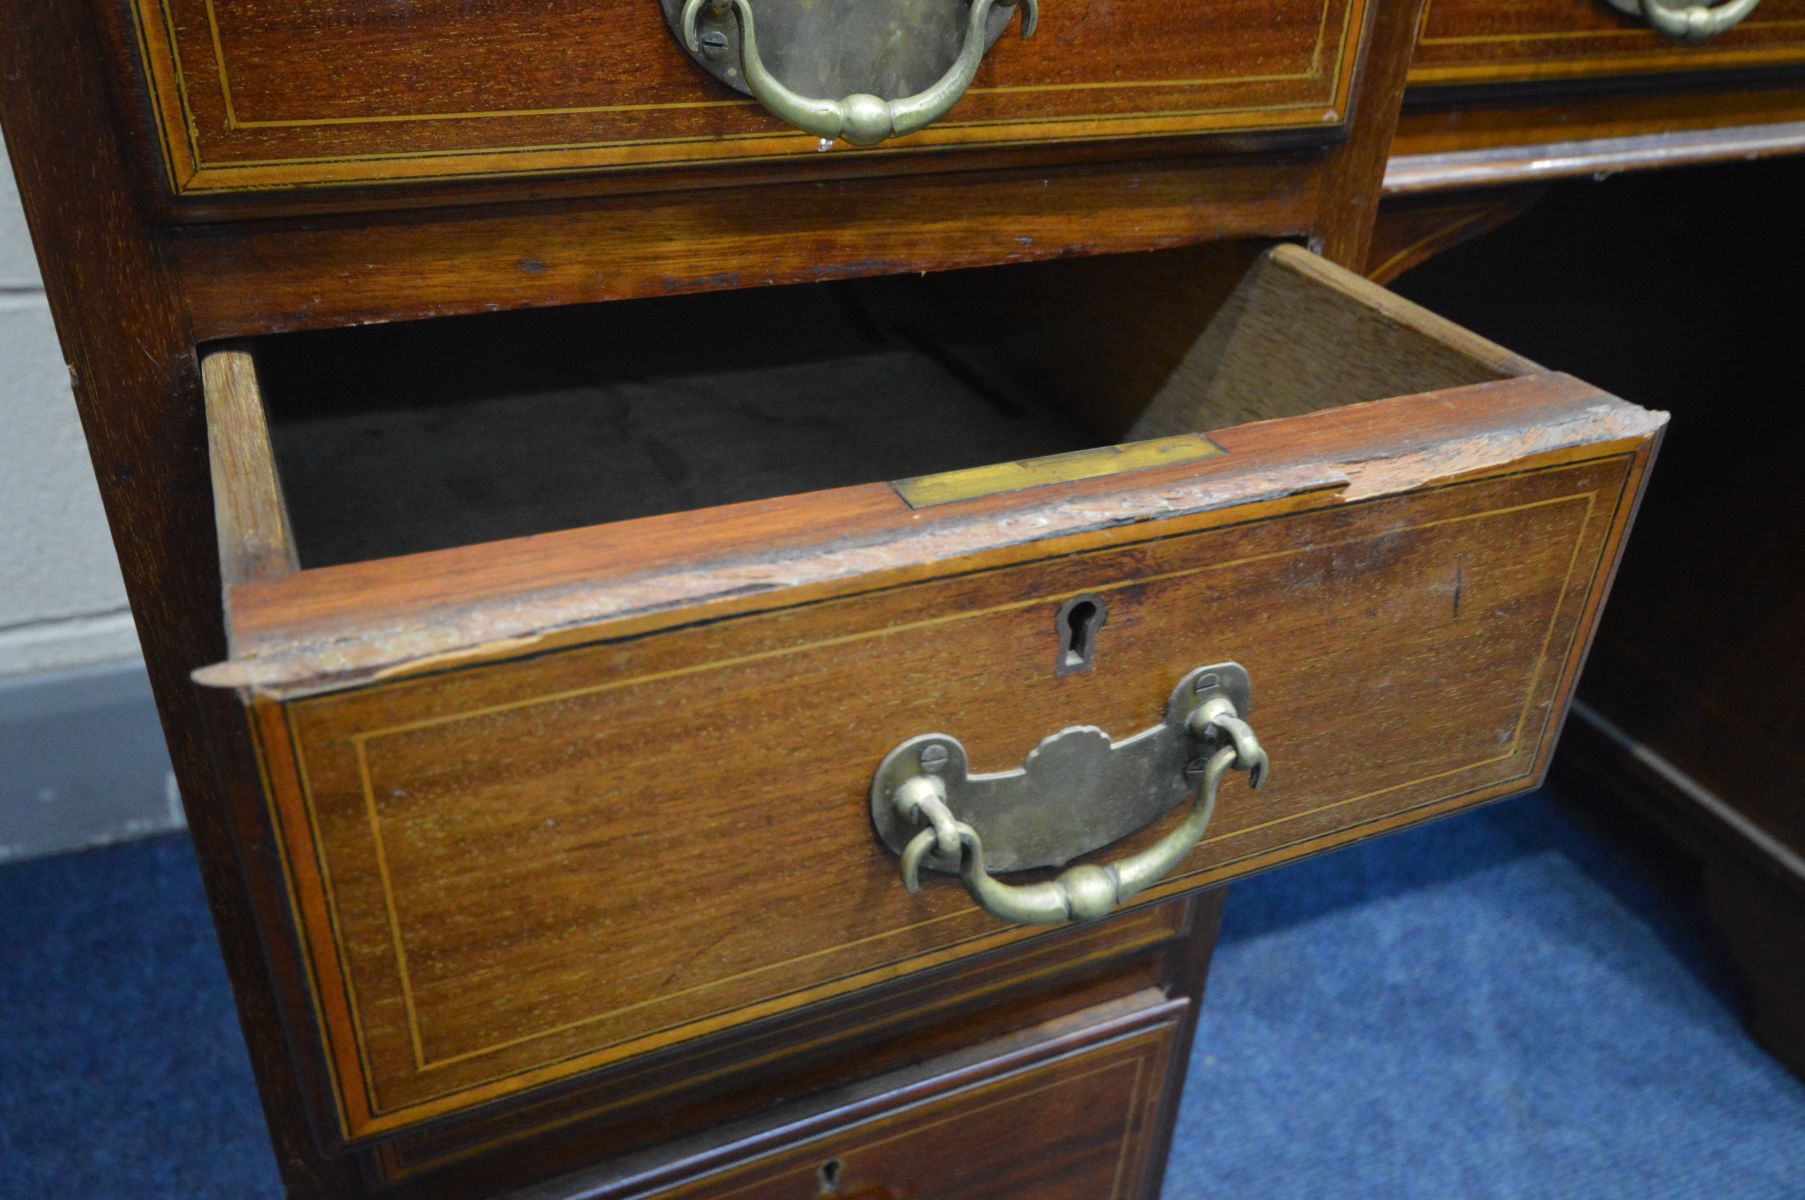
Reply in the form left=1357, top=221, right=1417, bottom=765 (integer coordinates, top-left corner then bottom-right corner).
left=894, top=434, right=1226, bottom=508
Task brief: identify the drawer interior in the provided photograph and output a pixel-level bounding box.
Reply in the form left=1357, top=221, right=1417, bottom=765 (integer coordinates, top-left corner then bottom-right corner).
left=256, top=276, right=1101, bottom=568
left=231, top=242, right=1535, bottom=574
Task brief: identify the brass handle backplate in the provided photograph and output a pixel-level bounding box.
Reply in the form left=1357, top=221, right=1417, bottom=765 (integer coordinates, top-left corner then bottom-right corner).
left=1604, top=0, right=1760, bottom=39
left=869, top=664, right=1268, bottom=926
left=666, top=0, right=1036, bottom=146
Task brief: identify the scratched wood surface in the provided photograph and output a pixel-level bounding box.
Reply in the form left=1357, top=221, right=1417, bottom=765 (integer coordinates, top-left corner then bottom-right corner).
left=197, top=250, right=1663, bottom=1141
left=230, top=440, right=1651, bottom=1141
left=1409, top=0, right=1805, bottom=83
left=128, top=0, right=1369, bottom=193
left=2, top=0, right=1682, bottom=1192
left=1386, top=83, right=1805, bottom=196
left=236, top=245, right=1530, bottom=572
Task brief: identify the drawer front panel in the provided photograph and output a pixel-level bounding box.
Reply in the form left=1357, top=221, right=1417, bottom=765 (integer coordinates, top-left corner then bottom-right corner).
left=367, top=902, right=1189, bottom=1184
left=1411, top=0, right=1805, bottom=83
left=643, top=997, right=1183, bottom=1200
left=130, top=0, right=1367, bottom=194
left=245, top=447, right=1644, bottom=1139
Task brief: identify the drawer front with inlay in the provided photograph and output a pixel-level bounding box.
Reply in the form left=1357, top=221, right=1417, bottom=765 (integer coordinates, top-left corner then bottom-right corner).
left=233, top=437, right=1646, bottom=1139
left=1410, top=0, right=1805, bottom=84
left=195, top=246, right=1663, bottom=1143
left=129, top=0, right=1371, bottom=194
left=636, top=993, right=1186, bottom=1200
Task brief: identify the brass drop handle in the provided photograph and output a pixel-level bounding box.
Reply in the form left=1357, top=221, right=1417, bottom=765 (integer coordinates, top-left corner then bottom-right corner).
left=679, top=0, right=1037, bottom=146
left=1606, top=0, right=1760, bottom=40
left=872, top=667, right=1268, bottom=927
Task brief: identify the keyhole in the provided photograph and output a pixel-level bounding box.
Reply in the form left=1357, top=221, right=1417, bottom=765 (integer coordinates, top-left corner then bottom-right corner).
left=1056, top=594, right=1107, bottom=674
left=818, top=1158, right=845, bottom=1195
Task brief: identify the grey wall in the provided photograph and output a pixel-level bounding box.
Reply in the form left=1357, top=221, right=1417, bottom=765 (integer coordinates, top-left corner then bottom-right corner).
left=0, top=137, right=180, bottom=862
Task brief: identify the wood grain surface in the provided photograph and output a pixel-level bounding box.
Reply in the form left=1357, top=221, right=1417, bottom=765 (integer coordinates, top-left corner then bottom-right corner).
left=168, top=156, right=1327, bottom=339
left=367, top=899, right=1201, bottom=1188
left=183, top=246, right=1665, bottom=1146
left=626, top=993, right=1187, bottom=1200
left=0, top=0, right=1697, bottom=1187
left=1558, top=706, right=1805, bottom=1084
left=191, top=237, right=1664, bottom=1140
left=130, top=0, right=1368, bottom=193
left=209, top=371, right=1655, bottom=691
left=229, top=441, right=1652, bottom=1141
left=1364, top=189, right=1545, bottom=282
left=1409, top=0, right=1805, bottom=83
left=202, top=347, right=298, bottom=590
left=1387, top=81, right=1805, bottom=193
left=0, top=3, right=373, bottom=1197
left=891, top=239, right=1538, bottom=440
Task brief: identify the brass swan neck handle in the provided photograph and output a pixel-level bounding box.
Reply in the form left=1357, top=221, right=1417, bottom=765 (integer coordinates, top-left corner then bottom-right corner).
left=679, top=0, right=1037, bottom=146
left=872, top=664, right=1268, bottom=927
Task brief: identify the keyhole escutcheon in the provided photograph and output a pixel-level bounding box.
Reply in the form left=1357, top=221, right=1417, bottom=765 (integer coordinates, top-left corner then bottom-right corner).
left=1055, top=594, right=1108, bottom=675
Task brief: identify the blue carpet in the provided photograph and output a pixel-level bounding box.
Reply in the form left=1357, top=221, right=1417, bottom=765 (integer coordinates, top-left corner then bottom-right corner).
left=0, top=835, right=283, bottom=1199
left=2, top=788, right=1801, bottom=1198
left=1169, top=792, right=1805, bottom=1199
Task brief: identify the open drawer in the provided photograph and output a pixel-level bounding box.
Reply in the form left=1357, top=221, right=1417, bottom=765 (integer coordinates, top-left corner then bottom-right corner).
left=196, top=244, right=1663, bottom=1145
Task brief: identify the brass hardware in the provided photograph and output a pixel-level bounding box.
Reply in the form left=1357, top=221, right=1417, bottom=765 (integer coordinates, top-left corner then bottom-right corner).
left=892, top=433, right=1225, bottom=509
left=1603, top=0, right=1760, bottom=40
left=871, top=664, right=1268, bottom=925
left=669, top=0, right=1037, bottom=146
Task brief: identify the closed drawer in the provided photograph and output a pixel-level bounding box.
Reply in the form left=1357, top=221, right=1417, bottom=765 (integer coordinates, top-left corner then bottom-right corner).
left=629, top=991, right=1184, bottom=1200
left=129, top=0, right=1369, bottom=195
left=1411, top=0, right=1805, bottom=84
left=195, top=244, right=1663, bottom=1144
